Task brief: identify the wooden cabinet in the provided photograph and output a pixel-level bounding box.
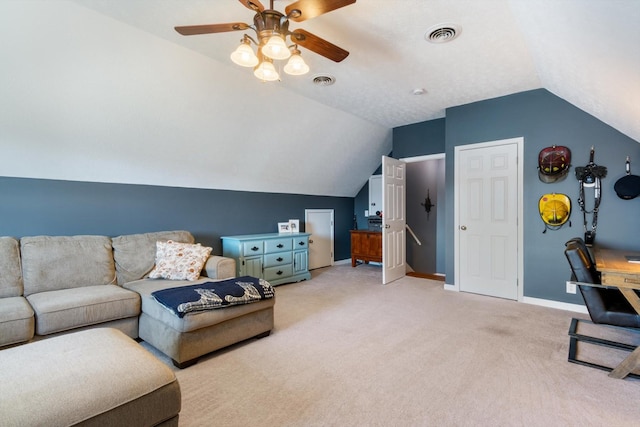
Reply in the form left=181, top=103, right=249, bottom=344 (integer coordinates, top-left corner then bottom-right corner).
left=222, top=233, right=311, bottom=286
left=350, top=230, right=382, bottom=267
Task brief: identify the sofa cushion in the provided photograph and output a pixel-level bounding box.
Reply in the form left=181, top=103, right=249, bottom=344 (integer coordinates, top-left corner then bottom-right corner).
left=125, top=278, right=275, bottom=333
left=26, top=285, right=140, bottom=335
left=0, top=237, right=23, bottom=298
left=112, top=230, right=195, bottom=285
left=21, top=235, right=115, bottom=296
left=0, top=297, right=34, bottom=347
left=148, top=240, right=213, bottom=281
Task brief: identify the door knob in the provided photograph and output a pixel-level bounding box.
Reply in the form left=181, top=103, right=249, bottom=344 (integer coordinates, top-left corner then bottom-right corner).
left=385, top=224, right=390, bottom=229
left=309, top=239, right=314, bottom=243
left=460, top=225, right=467, bottom=230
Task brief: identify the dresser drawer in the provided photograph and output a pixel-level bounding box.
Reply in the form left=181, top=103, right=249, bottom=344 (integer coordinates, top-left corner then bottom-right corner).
left=264, top=252, right=293, bottom=268
left=264, top=238, right=292, bottom=253
left=264, top=264, right=293, bottom=281
left=293, top=236, right=308, bottom=249
left=242, top=240, right=264, bottom=256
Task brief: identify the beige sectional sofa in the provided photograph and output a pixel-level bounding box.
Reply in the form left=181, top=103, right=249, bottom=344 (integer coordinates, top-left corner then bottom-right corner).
left=0, top=230, right=275, bottom=367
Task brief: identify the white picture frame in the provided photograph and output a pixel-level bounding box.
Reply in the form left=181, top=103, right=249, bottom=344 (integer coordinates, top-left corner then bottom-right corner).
left=288, top=219, right=300, bottom=233
left=278, top=222, right=291, bottom=233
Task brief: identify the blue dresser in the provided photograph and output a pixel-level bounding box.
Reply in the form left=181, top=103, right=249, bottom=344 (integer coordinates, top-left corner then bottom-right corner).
left=221, top=233, right=311, bottom=286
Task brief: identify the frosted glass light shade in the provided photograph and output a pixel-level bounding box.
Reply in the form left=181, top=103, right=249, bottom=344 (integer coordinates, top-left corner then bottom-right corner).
left=261, top=35, right=291, bottom=60
left=254, top=60, right=280, bottom=81
left=284, top=53, right=309, bottom=75
left=230, top=43, right=258, bottom=67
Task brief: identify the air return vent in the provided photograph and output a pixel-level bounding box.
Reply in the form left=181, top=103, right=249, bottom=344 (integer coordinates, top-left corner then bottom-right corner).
left=312, top=74, right=335, bottom=86
left=425, top=24, right=461, bottom=43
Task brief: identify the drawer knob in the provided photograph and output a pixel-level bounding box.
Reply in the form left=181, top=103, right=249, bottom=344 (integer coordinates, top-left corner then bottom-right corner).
left=298, top=241, right=305, bottom=246
left=276, top=270, right=283, bottom=275
left=277, top=244, right=283, bottom=248
left=277, top=257, right=283, bottom=262
left=251, top=246, right=259, bottom=251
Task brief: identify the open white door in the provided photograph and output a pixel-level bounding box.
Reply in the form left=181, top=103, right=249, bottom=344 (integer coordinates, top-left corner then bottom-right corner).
left=382, top=156, right=406, bottom=284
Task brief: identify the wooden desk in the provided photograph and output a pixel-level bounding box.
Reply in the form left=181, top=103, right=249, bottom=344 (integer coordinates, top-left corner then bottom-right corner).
left=593, top=248, right=640, bottom=379
left=594, top=248, right=640, bottom=313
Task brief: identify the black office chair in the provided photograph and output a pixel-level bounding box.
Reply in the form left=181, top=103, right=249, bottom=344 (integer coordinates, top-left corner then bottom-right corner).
left=564, top=239, right=640, bottom=376
left=564, top=237, right=600, bottom=282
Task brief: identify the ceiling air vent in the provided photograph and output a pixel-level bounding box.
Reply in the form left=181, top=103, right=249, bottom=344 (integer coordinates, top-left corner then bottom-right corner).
left=312, top=74, right=336, bottom=86
left=425, top=24, right=461, bottom=43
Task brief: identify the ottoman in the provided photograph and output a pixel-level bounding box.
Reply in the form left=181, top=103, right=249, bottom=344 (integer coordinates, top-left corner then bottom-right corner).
left=125, top=277, right=275, bottom=368
left=0, top=328, right=181, bottom=426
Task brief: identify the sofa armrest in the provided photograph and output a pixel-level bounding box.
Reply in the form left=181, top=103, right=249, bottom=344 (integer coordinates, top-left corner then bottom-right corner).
left=202, top=256, right=236, bottom=280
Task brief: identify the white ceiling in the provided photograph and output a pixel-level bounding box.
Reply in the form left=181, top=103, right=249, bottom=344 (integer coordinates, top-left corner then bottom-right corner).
left=2, top=1, right=638, bottom=198
left=71, top=0, right=639, bottom=137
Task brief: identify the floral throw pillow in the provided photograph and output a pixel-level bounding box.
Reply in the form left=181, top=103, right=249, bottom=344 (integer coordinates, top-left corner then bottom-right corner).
left=148, top=240, right=212, bottom=281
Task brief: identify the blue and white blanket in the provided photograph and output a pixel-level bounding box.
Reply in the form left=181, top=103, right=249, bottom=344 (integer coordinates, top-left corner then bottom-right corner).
left=152, top=276, right=274, bottom=318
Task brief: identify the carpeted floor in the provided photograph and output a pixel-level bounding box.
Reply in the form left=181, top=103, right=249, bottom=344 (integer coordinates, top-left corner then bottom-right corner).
left=142, top=264, right=640, bottom=426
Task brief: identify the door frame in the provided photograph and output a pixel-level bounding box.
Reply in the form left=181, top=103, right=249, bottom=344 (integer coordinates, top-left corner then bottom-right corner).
left=400, top=153, right=445, bottom=276
left=453, top=137, right=524, bottom=301
left=304, top=208, right=335, bottom=270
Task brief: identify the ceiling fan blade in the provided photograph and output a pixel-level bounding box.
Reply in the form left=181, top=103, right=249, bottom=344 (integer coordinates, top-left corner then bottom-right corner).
left=286, top=0, right=356, bottom=22
left=291, top=29, right=349, bottom=62
left=238, top=0, right=264, bottom=12
left=175, top=22, right=250, bottom=36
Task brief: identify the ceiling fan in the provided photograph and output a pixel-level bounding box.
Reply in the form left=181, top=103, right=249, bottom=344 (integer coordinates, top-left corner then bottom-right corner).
left=175, top=0, right=356, bottom=81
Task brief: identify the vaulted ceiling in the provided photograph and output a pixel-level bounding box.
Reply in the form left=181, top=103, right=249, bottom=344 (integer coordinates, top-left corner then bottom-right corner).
left=1, top=1, right=638, bottom=197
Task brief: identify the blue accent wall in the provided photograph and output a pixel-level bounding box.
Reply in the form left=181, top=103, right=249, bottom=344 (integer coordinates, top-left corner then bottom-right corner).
left=391, top=89, right=640, bottom=303
left=443, top=89, right=640, bottom=303
left=0, top=177, right=354, bottom=261
left=393, top=118, right=446, bottom=158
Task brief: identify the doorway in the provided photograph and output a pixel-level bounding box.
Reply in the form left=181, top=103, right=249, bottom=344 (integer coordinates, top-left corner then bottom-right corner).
left=402, top=154, right=446, bottom=277
left=304, top=209, right=334, bottom=270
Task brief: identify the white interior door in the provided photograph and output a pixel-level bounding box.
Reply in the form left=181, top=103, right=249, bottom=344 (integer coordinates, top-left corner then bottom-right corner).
left=382, top=156, right=406, bottom=285
left=455, top=139, right=521, bottom=300
left=304, top=209, right=334, bottom=270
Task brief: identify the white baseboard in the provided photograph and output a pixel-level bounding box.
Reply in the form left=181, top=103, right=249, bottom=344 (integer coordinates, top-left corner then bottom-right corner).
left=522, top=296, right=588, bottom=313
left=442, top=284, right=587, bottom=314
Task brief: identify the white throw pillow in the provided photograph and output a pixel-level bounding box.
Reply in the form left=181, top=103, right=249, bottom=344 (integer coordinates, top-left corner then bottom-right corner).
left=148, top=240, right=212, bottom=281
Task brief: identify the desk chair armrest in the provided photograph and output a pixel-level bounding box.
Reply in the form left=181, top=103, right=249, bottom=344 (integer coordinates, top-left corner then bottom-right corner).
left=566, top=280, right=616, bottom=290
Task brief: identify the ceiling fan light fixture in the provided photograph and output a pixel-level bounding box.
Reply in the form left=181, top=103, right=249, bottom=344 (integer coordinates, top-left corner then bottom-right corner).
left=254, top=59, right=280, bottom=82
left=284, top=50, right=309, bottom=75
left=174, top=0, right=356, bottom=82
left=261, top=35, right=291, bottom=60
left=230, top=41, right=259, bottom=67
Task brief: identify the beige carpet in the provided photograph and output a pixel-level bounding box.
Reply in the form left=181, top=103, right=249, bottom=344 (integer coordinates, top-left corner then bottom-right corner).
left=142, top=264, right=640, bottom=426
